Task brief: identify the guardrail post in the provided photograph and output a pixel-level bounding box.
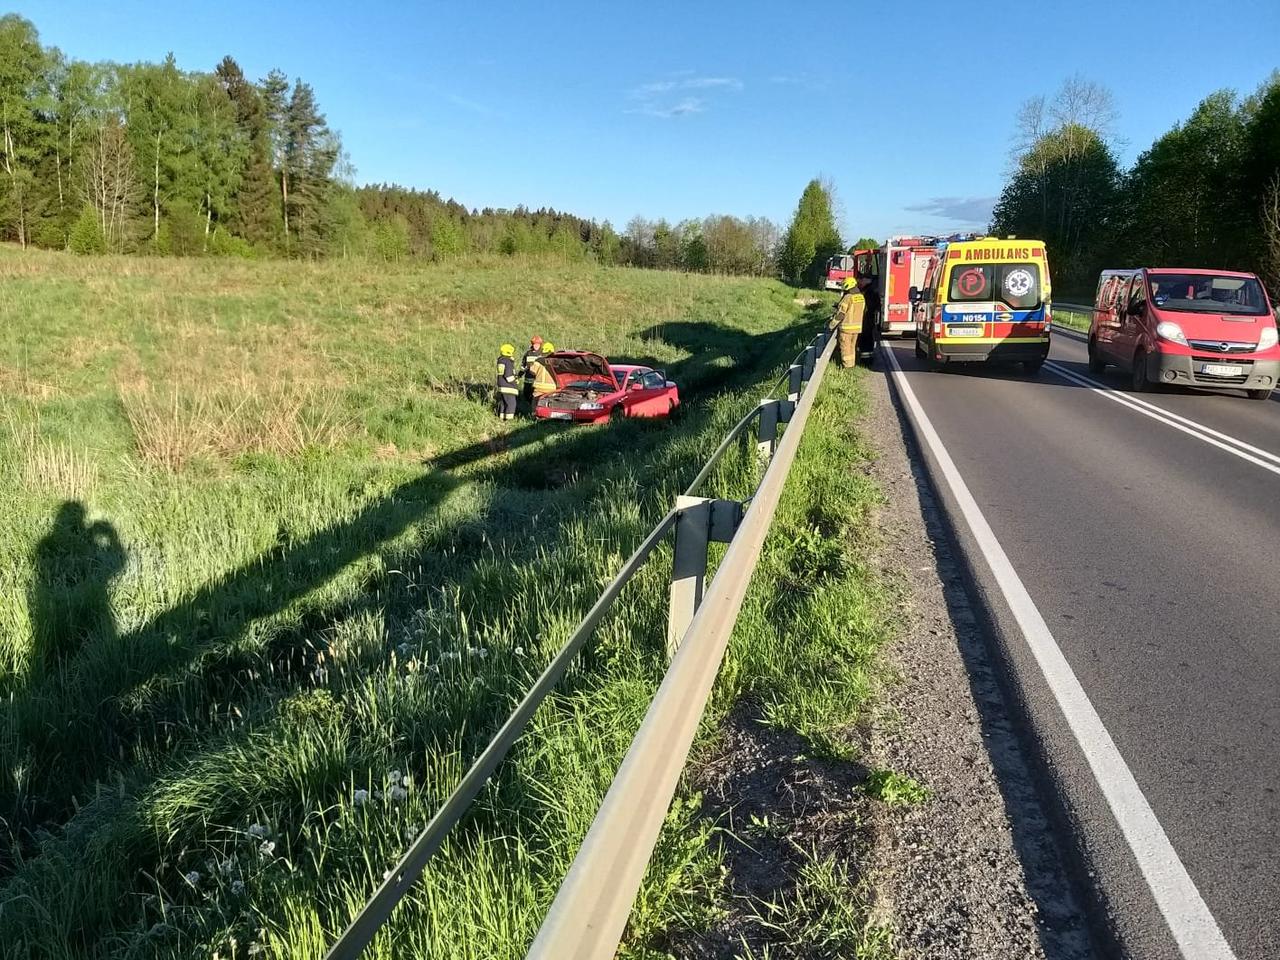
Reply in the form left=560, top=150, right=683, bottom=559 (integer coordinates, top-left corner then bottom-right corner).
left=667, top=496, right=742, bottom=659
left=756, top=399, right=780, bottom=459
left=802, top=343, right=816, bottom=380
left=667, top=496, right=710, bottom=660
left=787, top=363, right=802, bottom=402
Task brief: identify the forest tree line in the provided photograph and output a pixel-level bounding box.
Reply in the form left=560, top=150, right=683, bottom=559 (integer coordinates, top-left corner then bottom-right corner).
left=991, top=73, right=1280, bottom=296
left=0, top=14, right=805, bottom=277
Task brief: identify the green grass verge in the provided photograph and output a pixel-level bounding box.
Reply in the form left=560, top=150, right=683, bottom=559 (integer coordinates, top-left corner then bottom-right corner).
left=1052, top=305, right=1091, bottom=332
left=4, top=247, right=888, bottom=959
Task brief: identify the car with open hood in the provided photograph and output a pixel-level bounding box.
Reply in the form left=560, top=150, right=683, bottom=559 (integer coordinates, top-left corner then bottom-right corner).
left=533, top=351, right=680, bottom=423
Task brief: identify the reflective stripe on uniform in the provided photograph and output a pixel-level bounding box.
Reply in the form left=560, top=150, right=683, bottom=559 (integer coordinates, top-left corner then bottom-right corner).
left=498, top=386, right=519, bottom=394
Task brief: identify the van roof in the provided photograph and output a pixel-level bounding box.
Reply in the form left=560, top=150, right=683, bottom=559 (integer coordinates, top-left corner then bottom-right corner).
left=1102, top=267, right=1261, bottom=279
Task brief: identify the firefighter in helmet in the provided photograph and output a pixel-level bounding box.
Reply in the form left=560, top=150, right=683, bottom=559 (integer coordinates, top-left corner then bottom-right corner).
left=519, top=335, right=544, bottom=409
left=829, top=276, right=866, bottom=369
left=531, top=341, right=558, bottom=404
left=496, top=343, right=519, bottom=420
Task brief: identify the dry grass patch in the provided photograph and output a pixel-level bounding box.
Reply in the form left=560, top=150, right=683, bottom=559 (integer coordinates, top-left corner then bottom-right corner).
left=120, top=383, right=355, bottom=470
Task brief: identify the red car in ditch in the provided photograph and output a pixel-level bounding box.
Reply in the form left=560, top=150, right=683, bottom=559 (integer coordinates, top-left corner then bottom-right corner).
left=533, top=351, right=681, bottom=423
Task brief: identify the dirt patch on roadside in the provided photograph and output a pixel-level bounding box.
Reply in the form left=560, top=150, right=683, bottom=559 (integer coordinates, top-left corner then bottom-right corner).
left=863, top=363, right=1095, bottom=959
left=656, top=702, right=877, bottom=958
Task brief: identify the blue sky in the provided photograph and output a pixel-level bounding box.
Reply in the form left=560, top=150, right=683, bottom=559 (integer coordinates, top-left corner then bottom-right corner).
left=15, top=0, right=1280, bottom=241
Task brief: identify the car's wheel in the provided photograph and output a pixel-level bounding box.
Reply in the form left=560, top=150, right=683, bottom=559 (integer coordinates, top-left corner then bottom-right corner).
left=1247, top=388, right=1273, bottom=401
left=1131, top=350, right=1151, bottom=392
left=1023, top=359, right=1043, bottom=376
left=1087, top=337, right=1105, bottom=374
left=667, top=400, right=681, bottom=421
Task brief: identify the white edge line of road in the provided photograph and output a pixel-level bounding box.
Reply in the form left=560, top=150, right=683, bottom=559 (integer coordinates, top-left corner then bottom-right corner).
left=882, top=344, right=1238, bottom=960
left=1043, top=361, right=1280, bottom=476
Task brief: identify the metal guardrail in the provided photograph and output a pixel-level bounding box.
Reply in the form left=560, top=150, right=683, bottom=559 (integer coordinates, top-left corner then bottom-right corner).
left=324, top=324, right=838, bottom=960
left=1055, top=301, right=1094, bottom=313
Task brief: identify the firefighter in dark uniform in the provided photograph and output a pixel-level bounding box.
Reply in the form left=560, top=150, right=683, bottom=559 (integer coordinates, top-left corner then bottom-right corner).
left=519, top=335, right=544, bottom=410
left=855, top=270, right=882, bottom=366
left=496, top=343, right=519, bottom=420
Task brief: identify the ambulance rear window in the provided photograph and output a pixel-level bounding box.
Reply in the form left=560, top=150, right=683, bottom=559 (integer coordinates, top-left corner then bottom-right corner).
left=948, top=263, right=1041, bottom=308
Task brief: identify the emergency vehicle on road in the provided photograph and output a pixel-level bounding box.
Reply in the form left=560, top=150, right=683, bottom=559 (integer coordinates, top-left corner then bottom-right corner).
left=911, top=237, right=1052, bottom=374
left=877, top=236, right=939, bottom=337
left=823, top=254, right=856, bottom=291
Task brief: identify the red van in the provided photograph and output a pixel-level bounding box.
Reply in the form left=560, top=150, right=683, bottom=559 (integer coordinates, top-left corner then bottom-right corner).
left=1087, top=268, right=1280, bottom=400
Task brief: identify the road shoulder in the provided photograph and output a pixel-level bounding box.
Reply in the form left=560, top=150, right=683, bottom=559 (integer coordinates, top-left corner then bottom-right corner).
left=862, top=359, right=1095, bottom=960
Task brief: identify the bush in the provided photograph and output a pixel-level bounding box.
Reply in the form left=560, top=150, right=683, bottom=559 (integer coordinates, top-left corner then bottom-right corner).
left=68, top=207, right=107, bottom=255
left=208, top=229, right=257, bottom=259
left=154, top=200, right=204, bottom=256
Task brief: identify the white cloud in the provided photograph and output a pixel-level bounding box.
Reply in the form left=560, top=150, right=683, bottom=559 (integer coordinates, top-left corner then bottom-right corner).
left=628, top=75, right=741, bottom=118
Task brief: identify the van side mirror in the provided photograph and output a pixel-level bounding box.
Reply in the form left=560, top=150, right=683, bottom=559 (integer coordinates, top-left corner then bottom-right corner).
left=908, top=286, right=921, bottom=303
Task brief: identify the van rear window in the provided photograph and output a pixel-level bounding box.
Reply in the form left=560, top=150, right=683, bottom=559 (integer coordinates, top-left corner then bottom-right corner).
left=948, top=263, right=1041, bottom=308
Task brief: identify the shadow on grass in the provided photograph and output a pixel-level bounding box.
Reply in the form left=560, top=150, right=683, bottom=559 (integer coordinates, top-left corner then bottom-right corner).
left=0, top=311, right=824, bottom=879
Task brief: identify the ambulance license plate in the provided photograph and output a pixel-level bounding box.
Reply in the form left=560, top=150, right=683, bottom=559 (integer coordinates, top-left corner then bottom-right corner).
left=1200, top=363, right=1242, bottom=378
left=946, top=325, right=984, bottom=336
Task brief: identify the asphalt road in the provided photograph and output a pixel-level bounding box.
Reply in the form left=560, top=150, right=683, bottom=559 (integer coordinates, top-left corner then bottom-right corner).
left=883, top=330, right=1280, bottom=960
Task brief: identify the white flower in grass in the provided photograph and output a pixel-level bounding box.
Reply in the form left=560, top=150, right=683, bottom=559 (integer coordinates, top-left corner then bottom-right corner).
left=231, top=879, right=246, bottom=896
left=184, top=870, right=201, bottom=887
left=514, top=646, right=525, bottom=656
left=353, top=788, right=370, bottom=806
left=258, top=840, right=276, bottom=859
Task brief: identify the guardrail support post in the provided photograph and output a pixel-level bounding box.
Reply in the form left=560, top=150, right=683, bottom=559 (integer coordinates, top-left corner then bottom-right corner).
left=756, top=399, right=780, bottom=459
left=802, top=344, right=816, bottom=380
left=667, top=496, right=742, bottom=659
left=787, top=363, right=802, bottom=402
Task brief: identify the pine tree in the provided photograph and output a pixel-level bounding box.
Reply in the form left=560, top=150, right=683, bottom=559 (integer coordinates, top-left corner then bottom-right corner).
left=216, top=56, right=276, bottom=247
left=283, top=79, right=337, bottom=257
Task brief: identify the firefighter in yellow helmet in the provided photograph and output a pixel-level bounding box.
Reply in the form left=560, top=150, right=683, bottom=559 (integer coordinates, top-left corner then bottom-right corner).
left=496, top=343, right=519, bottom=420
left=829, top=276, right=866, bottom=369
left=530, top=341, right=558, bottom=407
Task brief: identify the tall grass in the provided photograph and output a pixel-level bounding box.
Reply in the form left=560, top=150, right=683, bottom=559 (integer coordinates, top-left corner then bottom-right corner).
left=2, top=247, right=890, bottom=958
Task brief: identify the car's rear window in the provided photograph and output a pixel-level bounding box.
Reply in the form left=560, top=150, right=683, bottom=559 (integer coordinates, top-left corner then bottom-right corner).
left=947, top=263, right=1042, bottom=309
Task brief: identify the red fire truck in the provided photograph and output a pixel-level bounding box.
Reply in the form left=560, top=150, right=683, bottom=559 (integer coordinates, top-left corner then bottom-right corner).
left=822, top=253, right=856, bottom=290
left=877, top=236, right=941, bottom=337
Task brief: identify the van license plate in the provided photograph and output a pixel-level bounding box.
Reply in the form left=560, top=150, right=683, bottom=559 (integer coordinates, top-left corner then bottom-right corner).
left=1200, top=363, right=1241, bottom=377
left=947, top=325, right=984, bottom=336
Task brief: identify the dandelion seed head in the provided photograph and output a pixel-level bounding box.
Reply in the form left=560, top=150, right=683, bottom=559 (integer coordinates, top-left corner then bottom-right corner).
left=258, top=840, right=276, bottom=859
left=184, top=870, right=201, bottom=887
left=247, top=823, right=270, bottom=840
left=353, top=788, right=370, bottom=806
left=231, top=879, right=246, bottom=896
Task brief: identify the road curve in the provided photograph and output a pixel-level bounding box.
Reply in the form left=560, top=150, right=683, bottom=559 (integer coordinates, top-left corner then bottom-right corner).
left=882, top=330, right=1280, bottom=960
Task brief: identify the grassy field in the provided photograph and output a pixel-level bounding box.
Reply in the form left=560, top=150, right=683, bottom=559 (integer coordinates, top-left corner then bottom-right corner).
left=0, top=248, right=891, bottom=959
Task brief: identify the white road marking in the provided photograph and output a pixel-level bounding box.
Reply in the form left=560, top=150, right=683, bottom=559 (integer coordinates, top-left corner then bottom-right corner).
left=883, top=345, right=1238, bottom=960
left=1043, top=360, right=1280, bottom=477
